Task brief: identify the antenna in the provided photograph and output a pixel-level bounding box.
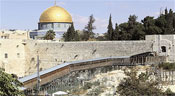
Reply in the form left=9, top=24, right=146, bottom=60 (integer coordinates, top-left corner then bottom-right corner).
left=36, top=54, right=40, bottom=96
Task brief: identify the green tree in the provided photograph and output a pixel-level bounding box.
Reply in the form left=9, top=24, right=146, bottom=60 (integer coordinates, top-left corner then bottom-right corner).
left=142, top=16, right=162, bottom=35
left=117, top=68, right=164, bottom=96
left=118, top=23, right=129, bottom=40
left=63, top=24, right=80, bottom=41
left=173, top=14, right=175, bottom=30
left=165, top=8, right=168, bottom=16
left=0, top=68, right=24, bottom=96
left=81, top=30, right=90, bottom=41
left=113, top=23, right=119, bottom=40
left=118, top=15, right=145, bottom=40
left=155, top=8, right=175, bottom=34
left=83, top=14, right=96, bottom=41
left=131, top=23, right=145, bottom=40
left=44, top=30, right=56, bottom=40
left=155, top=15, right=166, bottom=34
left=106, top=14, right=114, bottom=40
left=127, top=15, right=145, bottom=40
left=74, top=30, right=80, bottom=41
left=165, top=9, right=174, bottom=34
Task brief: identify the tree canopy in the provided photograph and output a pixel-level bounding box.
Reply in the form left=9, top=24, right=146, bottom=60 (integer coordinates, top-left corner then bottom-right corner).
left=62, top=8, right=175, bottom=41
left=104, top=8, right=175, bottom=41
left=82, top=15, right=96, bottom=41
left=63, top=23, right=80, bottom=41
left=0, top=68, right=24, bottom=96
left=106, top=14, right=114, bottom=40
left=43, top=30, right=56, bottom=40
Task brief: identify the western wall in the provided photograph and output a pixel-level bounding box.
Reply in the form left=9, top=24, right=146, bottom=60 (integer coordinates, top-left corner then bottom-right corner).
left=24, top=40, right=152, bottom=76
left=0, top=35, right=175, bottom=77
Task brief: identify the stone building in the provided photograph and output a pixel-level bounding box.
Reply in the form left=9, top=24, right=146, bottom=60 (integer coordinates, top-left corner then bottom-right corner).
left=0, top=29, right=30, bottom=40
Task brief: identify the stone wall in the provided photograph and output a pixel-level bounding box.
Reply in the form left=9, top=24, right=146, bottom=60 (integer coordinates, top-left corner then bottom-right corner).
left=24, top=40, right=152, bottom=76
left=0, top=39, right=26, bottom=76
left=146, top=35, right=175, bottom=62
left=1, top=35, right=175, bottom=77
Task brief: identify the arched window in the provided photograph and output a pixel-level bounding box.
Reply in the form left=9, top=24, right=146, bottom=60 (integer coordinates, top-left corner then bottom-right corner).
left=161, top=46, right=166, bottom=52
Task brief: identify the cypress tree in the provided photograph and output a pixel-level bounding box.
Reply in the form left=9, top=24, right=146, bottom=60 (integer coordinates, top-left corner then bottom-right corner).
left=63, top=26, right=71, bottom=41
left=107, top=14, right=114, bottom=40
left=165, top=8, right=168, bottom=16
left=63, top=24, right=79, bottom=41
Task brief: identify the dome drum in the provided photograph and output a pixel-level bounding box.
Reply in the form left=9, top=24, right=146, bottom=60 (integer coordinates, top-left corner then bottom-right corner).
left=38, top=22, right=72, bottom=31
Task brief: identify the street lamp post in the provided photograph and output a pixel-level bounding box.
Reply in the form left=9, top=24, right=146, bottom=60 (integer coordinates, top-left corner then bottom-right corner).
left=36, top=55, right=40, bottom=96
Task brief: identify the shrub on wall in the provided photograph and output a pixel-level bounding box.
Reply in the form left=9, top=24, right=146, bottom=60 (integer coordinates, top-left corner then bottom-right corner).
left=158, top=63, right=175, bottom=70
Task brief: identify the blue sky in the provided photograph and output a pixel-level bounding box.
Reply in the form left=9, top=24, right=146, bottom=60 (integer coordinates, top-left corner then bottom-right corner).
left=0, top=0, right=175, bottom=33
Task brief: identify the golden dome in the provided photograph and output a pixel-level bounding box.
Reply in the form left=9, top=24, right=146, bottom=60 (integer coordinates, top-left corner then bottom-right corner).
left=39, top=6, right=72, bottom=23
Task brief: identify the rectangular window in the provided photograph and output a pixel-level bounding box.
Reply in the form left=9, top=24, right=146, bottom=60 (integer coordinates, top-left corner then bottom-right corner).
left=5, top=53, right=8, bottom=58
